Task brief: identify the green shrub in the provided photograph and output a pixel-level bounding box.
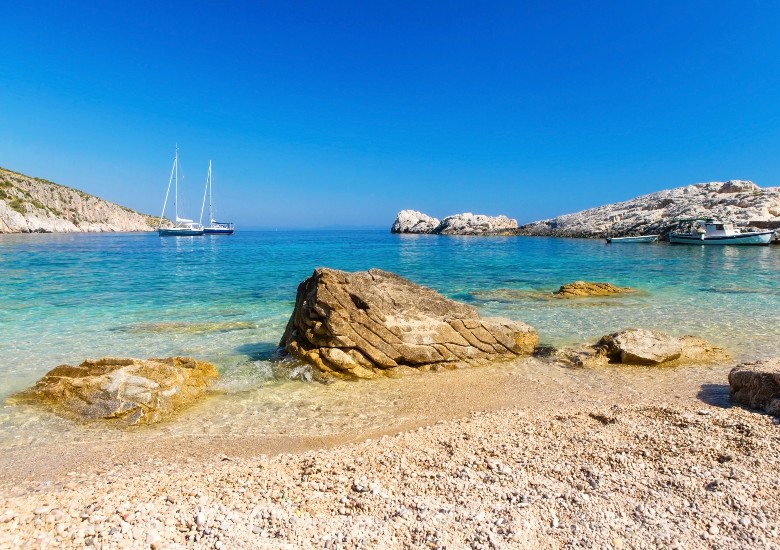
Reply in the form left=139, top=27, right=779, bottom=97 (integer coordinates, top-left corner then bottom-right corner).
left=8, top=198, right=25, bottom=213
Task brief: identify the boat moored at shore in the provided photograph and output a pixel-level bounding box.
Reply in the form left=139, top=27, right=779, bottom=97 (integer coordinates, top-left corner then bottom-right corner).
left=669, top=219, right=775, bottom=245
left=606, top=235, right=659, bottom=244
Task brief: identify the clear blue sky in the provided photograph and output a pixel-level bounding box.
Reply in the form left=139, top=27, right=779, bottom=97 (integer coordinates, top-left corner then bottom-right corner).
left=2, top=1, right=780, bottom=229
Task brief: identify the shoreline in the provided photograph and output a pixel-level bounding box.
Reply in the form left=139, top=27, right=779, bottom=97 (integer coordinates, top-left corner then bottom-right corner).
left=2, top=357, right=778, bottom=547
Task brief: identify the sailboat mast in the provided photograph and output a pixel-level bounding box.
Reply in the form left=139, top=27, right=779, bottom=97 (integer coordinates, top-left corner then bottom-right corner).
left=209, top=161, right=214, bottom=224
left=159, top=149, right=177, bottom=226
left=199, top=161, right=208, bottom=226
left=174, top=147, right=179, bottom=221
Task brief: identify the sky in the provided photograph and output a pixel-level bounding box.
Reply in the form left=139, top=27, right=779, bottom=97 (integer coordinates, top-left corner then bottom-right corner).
left=2, top=1, right=780, bottom=229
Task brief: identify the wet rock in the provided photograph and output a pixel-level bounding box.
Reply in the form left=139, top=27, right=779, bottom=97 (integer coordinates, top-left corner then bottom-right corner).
left=279, top=268, right=538, bottom=379
left=556, top=329, right=728, bottom=367
left=728, top=359, right=780, bottom=415
left=554, top=281, right=635, bottom=297
left=12, top=357, right=218, bottom=426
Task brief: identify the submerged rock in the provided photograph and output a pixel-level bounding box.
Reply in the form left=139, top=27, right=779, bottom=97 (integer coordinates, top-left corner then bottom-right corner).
left=554, top=281, right=635, bottom=297
left=728, top=359, right=780, bottom=416
left=13, top=357, right=218, bottom=426
left=279, top=268, right=538, bottom=379
left=557, top=328, right=728, bottom=367
left=390, top=210, right=520, bottom=235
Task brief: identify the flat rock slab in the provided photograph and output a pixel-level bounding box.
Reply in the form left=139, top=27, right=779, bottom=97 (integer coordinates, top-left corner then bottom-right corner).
left=12, top=357, right=218, bottom=426
left=556, top=328, right=729, bottom=367
left=280, top=268, right=539, bottom=379
left=729, top=359, right=780, bottom=415
left=554, top=281, right=635, bottom=297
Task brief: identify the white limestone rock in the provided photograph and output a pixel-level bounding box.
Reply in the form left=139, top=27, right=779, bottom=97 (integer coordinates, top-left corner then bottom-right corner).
left=390, top=210, right=441, bottom=234
left=518, top=180, right=780, bottom=239
left=391, top=210, right=518, bottom=235
left=0, top=167, right=158, bottom=233
left=435, top=213, right=518, bottom=235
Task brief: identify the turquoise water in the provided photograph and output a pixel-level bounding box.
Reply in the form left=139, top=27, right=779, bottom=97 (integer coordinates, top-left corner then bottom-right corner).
left=1, top=231, right=779, bottom=447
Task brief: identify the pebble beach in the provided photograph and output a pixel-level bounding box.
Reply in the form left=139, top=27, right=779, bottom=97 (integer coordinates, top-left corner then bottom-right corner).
left=1, top=402, right=778, bottom=549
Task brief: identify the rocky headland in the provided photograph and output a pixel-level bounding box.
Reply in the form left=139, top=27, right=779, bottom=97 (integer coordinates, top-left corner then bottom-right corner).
left=391, top=210, right=520, bottom=235
left=518, top=179, right=780, bottom=240
left=0, top=166, right=158, bottom=233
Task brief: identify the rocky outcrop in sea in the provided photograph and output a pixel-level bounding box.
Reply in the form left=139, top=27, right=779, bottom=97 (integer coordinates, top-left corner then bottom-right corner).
left=280, top=268, right=538, bottom=379
left=391, top=210, right=520, bottom=235
left=0, top=167, right=158, bottom=233
left=518, top=180, right=780, bottom=239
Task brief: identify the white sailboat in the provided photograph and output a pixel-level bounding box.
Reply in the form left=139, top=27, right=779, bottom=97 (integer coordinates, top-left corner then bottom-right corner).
left=199, top=160, right=234, bottom=235
left=158, top=148, right=204, bottom=236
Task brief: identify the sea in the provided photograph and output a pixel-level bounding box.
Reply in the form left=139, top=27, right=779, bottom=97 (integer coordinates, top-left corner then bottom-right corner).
left=1, top=231, right=779, bottom=451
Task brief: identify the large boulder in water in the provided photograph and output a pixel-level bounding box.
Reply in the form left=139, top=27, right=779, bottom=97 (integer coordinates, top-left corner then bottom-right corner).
left=13, top=357, right=218, bottom=426
left=280, top=268, right=538, bottom=379
left=729, top=359, right=780, bottom=416
left=557, top=328, right=729, bottom=367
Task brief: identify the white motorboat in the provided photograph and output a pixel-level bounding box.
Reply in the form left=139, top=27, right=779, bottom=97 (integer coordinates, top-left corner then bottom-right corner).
left=199, top=160, right=234, bottom=235
left=158, top=148, right=204, bottom=236
left=669, top=219, right=775, bottom=245
left=606, top=235, right=659, bottom=244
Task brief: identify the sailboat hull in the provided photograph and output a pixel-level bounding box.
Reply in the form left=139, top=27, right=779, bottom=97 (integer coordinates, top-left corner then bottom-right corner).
left=158, top=227, right=204, bottom=236
left=204, top=227, right=234, bottom=235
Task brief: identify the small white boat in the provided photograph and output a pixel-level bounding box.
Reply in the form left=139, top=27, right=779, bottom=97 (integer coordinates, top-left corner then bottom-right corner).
left=158, top=148, right=204, bottom=236
left=199, top=160, right=234, bottom=235
left=669, top=219, right=775, bottom=246
left=606, top=235, right=659, bottom=244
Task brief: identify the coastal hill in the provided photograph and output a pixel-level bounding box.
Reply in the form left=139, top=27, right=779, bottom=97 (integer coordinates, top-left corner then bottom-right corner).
left=518, top=179, right=780, bottom=239
left=0, top=166, right=158, bottom=233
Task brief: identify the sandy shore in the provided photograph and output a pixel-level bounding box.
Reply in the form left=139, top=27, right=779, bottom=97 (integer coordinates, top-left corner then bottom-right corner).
left=1, top=396, right=778, bottom=548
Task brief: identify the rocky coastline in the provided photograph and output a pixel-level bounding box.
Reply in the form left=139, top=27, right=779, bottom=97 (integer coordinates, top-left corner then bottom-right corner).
left=0, top=167, right=158, bottom=233
left=518, top=180, right=780, bottom=240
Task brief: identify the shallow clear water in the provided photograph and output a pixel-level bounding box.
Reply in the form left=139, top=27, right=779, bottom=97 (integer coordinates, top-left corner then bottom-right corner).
left=1, top=231, right=778, bottom=449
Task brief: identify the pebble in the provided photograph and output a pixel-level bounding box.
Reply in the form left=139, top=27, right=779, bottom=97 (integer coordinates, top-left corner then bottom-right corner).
left=0, top=403, right=775, bottom=549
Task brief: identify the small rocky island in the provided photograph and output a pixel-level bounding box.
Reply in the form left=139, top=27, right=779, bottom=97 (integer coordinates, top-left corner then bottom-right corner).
left=0, top=166, right=158, bottom=233
left=391, top=210, right=521, bottom=235
left=518, top=180, right=780, bottom=239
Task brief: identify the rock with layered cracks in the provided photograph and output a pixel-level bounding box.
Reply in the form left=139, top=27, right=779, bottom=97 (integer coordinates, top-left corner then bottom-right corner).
left=280, top=268, right=538, bottom=379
